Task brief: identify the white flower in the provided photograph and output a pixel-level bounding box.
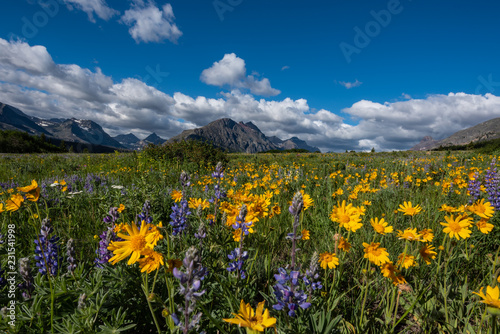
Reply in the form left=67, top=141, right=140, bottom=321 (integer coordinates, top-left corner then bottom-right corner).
left=67, top=191, right=83, bottom=198
left=111, top=185, right=124, bottom=190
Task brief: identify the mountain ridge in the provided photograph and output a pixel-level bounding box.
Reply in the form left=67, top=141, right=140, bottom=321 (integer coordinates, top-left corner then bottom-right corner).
left=167, top=118, right=321, bottom=153
left=411, top=118, right=500, bottom=151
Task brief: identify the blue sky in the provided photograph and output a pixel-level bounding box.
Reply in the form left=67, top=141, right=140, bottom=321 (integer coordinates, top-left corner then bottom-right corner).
left=1, top=0, right=500, bottom=152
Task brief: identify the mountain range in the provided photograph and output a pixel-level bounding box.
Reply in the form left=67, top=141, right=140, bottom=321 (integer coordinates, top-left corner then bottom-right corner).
left=0, top=102, right=169, bottom=151
left=410, top=117, right=500, bottom=151
left=0, top=102, right=319, bottom=153
left=167, top=118, right=321, bottom=153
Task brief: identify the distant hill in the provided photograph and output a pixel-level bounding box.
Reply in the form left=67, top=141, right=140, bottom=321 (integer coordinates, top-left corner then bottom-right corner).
left=167, top=118, right=320, bottom=153
left=113, top=132, right=166, bottom=150
left=411, top=118, right=500, bottom=151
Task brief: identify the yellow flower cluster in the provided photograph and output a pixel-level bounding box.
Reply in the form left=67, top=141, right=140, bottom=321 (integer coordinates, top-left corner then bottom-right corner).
left=108, top=220, right=164, bottom=273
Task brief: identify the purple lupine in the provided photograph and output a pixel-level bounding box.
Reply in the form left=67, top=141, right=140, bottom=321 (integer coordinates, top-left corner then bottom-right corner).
left=180, top=171, right=191, bottom=191
left=66, top=238, right=77, bottom=274
left=485, top=159, right=500, bottom=210
left=272, top=267, right=311, bottom=317
left=226, top=247, right=249, bottom=279
left=172, top=247, right=207, bottom=333
left=95, top=227, right=116, bottom=267
left=288, top=192, right=303, bottom=269
left=34, top=218, right=60, bottom=276
left=209, top=163, right=226, bottom=224
left=229, top=205, right=251, bottom=279
left=303, top=252, right=322, bottom=293
left=137, top=200, right=153, bottom=225
left=169, top=199, right=191, bottom=236
left=467, top=172, right=482, bottom=204
left=95, top=207, right=122, bottom=267
left=272, top=192, right=312, bottom=316
left=211, top=162, right=224, bottom=179
left=194, top=221, right=206, bottom=240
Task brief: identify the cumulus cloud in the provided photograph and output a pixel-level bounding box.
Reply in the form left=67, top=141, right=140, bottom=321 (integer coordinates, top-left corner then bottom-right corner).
left=342, top=93, right=500, bottom=150
left=121, top=2, right=182, bottom=43
left=63, top=0, right=119, bottom=22
left=200, top=53, right=281, bottom=96
left=2, top=38, right=500, bottom=152
left=338, top=79, right=362, bottom=89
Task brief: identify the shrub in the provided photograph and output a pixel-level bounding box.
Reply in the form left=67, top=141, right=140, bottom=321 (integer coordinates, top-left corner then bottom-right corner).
left=142, top=139, right=228, bottom=168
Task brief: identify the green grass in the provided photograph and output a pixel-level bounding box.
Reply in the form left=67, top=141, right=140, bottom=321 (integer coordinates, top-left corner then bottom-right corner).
left=0, top=150, right=499, bottom=333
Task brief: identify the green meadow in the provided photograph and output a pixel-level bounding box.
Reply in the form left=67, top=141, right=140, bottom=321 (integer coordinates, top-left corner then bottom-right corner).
left=1, top=149, right=500, bottom=333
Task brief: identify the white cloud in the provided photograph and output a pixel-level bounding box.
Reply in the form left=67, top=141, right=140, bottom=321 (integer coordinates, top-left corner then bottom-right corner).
left=121, top=2, right=182, bottom=43
left=338, top=79, right=362, bottom=89
left=281, top=65, right=290, bottom=71
left=63, top=0, right=119, bottom=22
left=200, top=53, right=281, bottom=96
left=200, top=53, right=246, bottom=86
left=2, top=38, right=500, bottom=152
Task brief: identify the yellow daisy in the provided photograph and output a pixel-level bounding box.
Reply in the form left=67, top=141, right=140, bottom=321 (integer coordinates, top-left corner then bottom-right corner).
left=370, top=217, right=393, bottom=235
left=473, top=286, right=500, bottom=309
left=440, top=214, right=473, bottom=240
left=362, top=242, right=390, bottom=266
left=223, top=300, right=276, bottom=332
left=108, top=220, right=154, bottom=265
left=319, top=252, right=339, bottom=269
left=419, top=244, right=437, bottom=265
left=397, top=228, right=421, bottom=241
left=138, top=248, right=164, bottom=273
left=397, top=201, right=422, bottom=216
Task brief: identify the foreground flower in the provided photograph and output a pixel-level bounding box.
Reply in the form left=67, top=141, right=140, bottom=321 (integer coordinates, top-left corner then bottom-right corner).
left=17, top=180, right=40, bottom=202
left=469, top=198, right=495, bottom=219
left=319, top=252, right=339, bottom=269
left=223, top=300, right=276, bottom=333
left=338, top=237, right=351, bottom=252
left=476, top=218, right=494, bottom=234
left=34, top=218, right=60, bottom=276
left=301, top=229, right=310, bottom=240
left=370, top=217, right=393, bottom=235
left=362, top=242, right=390, bottom=266
left=419, top=244, right=437, bottom=265
left=17, top=179, right=39, bottom=193
left=380, top=262, right=406, bottom=285
left=6, top=194, right=24, bottom=212
left=138, top=248, right=164, bottom=273
left=440, top=214, right=473, bottom=240
left=107, top=221, right=154, bottom=265
left=419, top=229, right=434, bottom=242
left=330, top=200, right=363, bottom=232
left=117, top=204, right=125, bottom=213
left=397, top=253, right=416, bottom=269
left=473, top=286, right=500, bottom=309
left=301, top=191, right=314, bottom=211
left=188, top=198, right=210, bottom=210
left=397, top=228, right=421, bottom=241
left=171, top=189, right=183, bottom=202
left=398, top=201, right=422, bottom=216
left=439, top=204, right=458, bottom=213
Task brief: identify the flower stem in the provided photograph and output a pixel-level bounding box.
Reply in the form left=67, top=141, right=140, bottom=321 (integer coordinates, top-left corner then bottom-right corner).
left=143, top=274, right=162, bottom=334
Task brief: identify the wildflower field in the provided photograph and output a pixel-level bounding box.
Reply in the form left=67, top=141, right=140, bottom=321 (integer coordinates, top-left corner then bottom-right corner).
left=1, top=150, right=500, bottom=333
